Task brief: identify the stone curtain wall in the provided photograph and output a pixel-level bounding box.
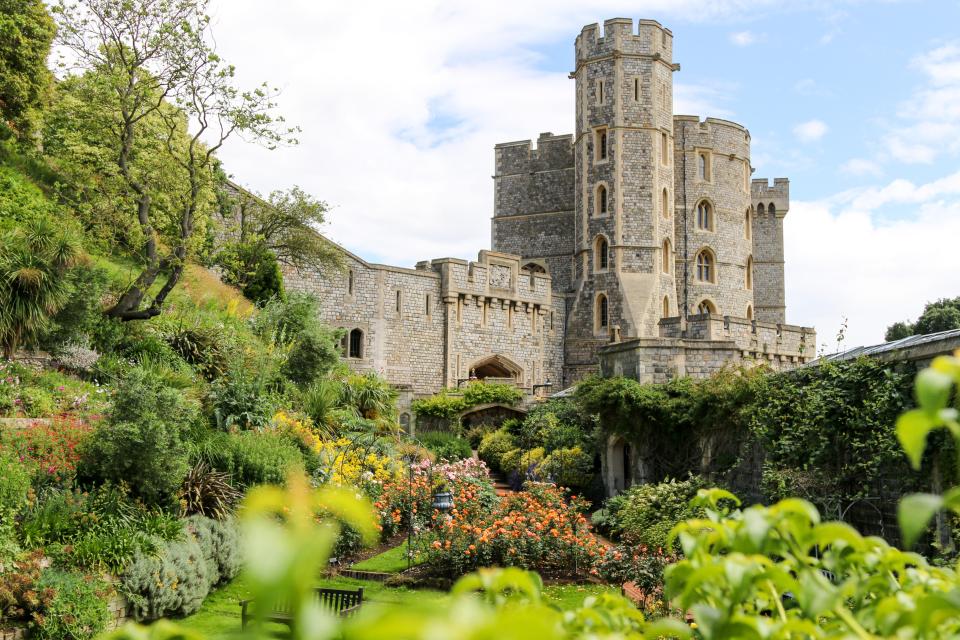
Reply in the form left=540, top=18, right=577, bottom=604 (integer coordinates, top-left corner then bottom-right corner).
left=283, top=254, right=445, bottom=394
left=492, top=133, right=576, bottom=292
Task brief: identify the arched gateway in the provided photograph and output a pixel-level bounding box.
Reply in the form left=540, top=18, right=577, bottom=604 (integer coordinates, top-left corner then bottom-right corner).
left=468, top=354, right=523, bottom=384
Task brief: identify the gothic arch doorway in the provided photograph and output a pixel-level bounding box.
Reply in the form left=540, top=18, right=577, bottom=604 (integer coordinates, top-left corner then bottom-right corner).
left=468, top=354, right=523, bottom=383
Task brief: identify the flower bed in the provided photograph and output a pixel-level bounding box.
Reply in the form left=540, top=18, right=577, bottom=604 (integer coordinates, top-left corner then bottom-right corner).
left=420, top=482, right=604, bottom=579
left=0, top=416, right=93, bottom=486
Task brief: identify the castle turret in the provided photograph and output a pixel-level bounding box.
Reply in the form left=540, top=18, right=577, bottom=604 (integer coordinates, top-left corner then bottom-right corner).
left=564, top=18, right=680, bottom=380
left=750, top=178, right=789, bottom=324
left=673, top=116, right=754, bottom=320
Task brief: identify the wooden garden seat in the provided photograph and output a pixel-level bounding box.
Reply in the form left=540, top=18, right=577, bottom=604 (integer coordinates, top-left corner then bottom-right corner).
left=240, top=586, right=364, bottom=630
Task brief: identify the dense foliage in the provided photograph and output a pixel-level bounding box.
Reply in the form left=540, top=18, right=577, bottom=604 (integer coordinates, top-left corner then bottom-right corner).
left=578, top=360, right=922, bottom=512
left=0, top=0, right=55, bottom=138
left=411, top=381, right=523, bottom=420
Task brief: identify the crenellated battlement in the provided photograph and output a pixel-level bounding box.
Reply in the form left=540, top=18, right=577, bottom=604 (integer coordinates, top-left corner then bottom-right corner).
left=494, top=132, right=574, bottom=176
left=751, top=178, right=789, bottom=214
left=575, top=17, right=673, bottom=66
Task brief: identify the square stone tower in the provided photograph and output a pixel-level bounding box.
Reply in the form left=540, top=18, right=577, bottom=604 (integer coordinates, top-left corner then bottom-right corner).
left=564, top=19, right=680, bottom=379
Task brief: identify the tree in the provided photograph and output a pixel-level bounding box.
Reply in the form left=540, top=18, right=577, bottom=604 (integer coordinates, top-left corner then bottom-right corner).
left=0, top=0, right=55, bottom=138
left=0, top=216, right=84, bottom=359
left=884, top=297, right=960, bottom=341
left=53, top=0, right=295, bottom=321
left=220, top=184, right=341, bottom=272
left=885, top=321, right=914, bottom=342
left=914, top=297, right=960, bottom=335
left=216, top=240, right=285, bottom=306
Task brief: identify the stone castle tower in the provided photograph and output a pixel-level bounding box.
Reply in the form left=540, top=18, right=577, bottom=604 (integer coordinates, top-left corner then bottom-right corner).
left=268, top=17, right=813, bottom=410
left=493, top=18, right=806, bottom=383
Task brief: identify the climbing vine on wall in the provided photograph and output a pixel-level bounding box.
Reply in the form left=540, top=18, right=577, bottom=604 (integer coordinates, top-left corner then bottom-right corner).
left=411, top=382, right=524, bottom=420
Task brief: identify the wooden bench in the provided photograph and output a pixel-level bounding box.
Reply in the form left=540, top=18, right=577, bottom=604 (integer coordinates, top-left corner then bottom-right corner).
left=240, top=587, right=364, bottom=630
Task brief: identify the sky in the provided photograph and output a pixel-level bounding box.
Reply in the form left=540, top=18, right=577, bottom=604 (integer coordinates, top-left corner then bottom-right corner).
left=207, top=0, right=960, bottom=351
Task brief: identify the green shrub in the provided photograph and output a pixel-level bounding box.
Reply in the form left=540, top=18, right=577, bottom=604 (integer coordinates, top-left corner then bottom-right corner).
left=301, top=378, right=343, bottom=432
left=460, top=382, right=523, bottom=407
left=250, top=292, right=321, bottom=345
left=39, top=263, right=112, bottom=357
left=163, top=323, right=229, bottom=381
left=18, top=386, right=55, bottom=417
left=207, top=364, right=277, bottom=431
left=0, top=449, right=31, bottom=518
left=463, top=423, right=495, bottom=449
left=418, top=431, right=472, bottom=462
left=19, top=486, right=183, bottom=573
left=499, top=448, right=522, bottom=476
left=411, top=393, right=466, bottom=420
left=185, top=515, right=241, bottom=585
left=122, top=534, right=211, bottom=620
left=283, top=326, right=340, bottom=387
left=216, top=240, right=285, bottom=306
left=0, top=382, right=14, bottom=416
left=615, top=476, right=707, bottom=549
left=31, top=569, right=111, bottom=640
left=539, top=446, right=594, bottom=490
left=78, top=368, right=197, bottom=508
left=200, top=431, right=304, bottom=487
left=476, top=429, right=516, bottom=475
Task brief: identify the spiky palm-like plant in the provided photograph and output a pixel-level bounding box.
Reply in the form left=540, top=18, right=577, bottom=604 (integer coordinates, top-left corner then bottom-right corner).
left=0, top=218, right=84, bottom=359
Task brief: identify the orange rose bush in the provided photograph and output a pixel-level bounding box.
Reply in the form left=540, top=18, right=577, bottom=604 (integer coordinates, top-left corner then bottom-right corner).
left=421, top=481, right=605, bottom=578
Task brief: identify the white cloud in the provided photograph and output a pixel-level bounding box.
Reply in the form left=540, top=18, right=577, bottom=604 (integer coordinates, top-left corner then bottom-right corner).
left=840, top=158, right=883, bottom=178
left=879, top=42, right=960, bottom=165
left=729, top=31, right=759, bottom=46
left=787, top=170, right=960, bottom=349
left=793, top=119, right=829, bottom=142
left=208, top=1, right=760, bottom=266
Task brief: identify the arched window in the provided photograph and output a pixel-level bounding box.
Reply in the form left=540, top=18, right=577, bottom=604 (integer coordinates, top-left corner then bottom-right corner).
left=661, top=239, right=671, bottom=274
left=662, top=296, right=670, bottom=318
left=745, top=255, right=753, bottom=290
left=757, top=203, right=765, bottom=216
left=696, top=249, right=715, bottom=283
left=661, top=188, right=669, bottom=218
left=596, top=236, right=609, bottom=271
left=596, top=185, right=608, bottom=216
left=595, top=128, right=608, bottom=161
left=698, top=153, right=709, bottom=180
left=348, top=328, right=364, bottom=359
left=746, top=305, right=754, bottom=320
left=696, top=201, right=713, bottom=230
left=596, top=294, right=609, bottom=330
left=697, top=299, right=717, bottom=315
left=768, top=203, right=776, bottom=216
left=745, top=208, right=752, bottom=239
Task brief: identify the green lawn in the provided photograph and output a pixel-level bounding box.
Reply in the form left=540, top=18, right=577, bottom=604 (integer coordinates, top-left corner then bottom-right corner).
left=178, top=575, right=618, bottom=636
left=351, top=541, right=423, bottom=573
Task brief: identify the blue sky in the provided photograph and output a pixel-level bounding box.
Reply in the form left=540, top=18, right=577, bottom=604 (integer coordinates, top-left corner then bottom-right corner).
left=212, top=0, right=960, bottom=350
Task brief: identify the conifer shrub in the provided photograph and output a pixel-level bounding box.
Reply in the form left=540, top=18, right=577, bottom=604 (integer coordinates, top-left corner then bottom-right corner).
left=77, top=369, right=197, bottom=508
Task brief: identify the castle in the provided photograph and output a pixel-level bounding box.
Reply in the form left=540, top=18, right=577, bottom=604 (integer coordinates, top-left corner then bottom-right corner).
left=279, top=18, right=815, bottom=419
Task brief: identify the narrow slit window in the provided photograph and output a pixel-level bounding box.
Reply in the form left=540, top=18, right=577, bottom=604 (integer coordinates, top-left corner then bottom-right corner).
left=661, top=132, right=668, bottom=165
left=396, top=290, right=402, bottom=313
left=425, top=294, right=431, bottom=316
left=598, top=80, right=604, bottom=103
left=348, top=270, right=354, bottom=295
left=634, top=78, right=639, bottom=101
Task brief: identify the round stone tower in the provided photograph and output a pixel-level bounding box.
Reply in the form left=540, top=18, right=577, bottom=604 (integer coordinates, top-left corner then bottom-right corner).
left=672, top=116, right=754, bottom=320
left=565, top=18, right=680, bottom=379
